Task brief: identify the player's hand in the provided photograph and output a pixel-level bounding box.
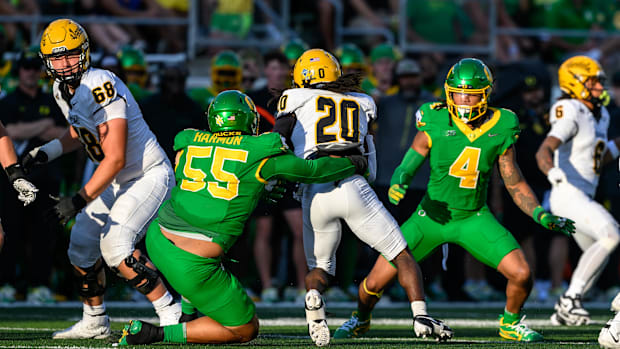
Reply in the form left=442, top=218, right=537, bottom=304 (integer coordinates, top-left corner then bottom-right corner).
left=547, top=167, right=566, bottom=186
left=4, top=163, right=38, bottom=206
left=345, top=154, right=368, bottom=176
left=533, top=206, right=575, bottom=236
left=388, top=184, right=408, bottom=205
left=21, top=146, right=49, bottom=172
left=413, top=314, right=453, bottom=342
left=263, top=180, right=286, bottom=205
left=46, top=193, right=87, bottom=225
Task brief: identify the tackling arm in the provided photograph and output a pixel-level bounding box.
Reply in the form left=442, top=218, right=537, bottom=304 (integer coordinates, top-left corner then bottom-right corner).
left=259, top=153, right=361, bottom=183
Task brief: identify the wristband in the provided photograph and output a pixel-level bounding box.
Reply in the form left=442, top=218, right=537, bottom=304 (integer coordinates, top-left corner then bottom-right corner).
left=72, top=193, right=88, bottom=211
left=532, top=205, right=546, bottom=224
left=4, top=163, right=25, bottom=182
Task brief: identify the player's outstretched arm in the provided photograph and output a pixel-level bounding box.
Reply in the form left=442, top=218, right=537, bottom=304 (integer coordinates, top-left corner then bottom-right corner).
left=259, top=153, right=364, bottom=184
left=21, top=126, right=82, bottom=172
left=499, top=145, right=574, bottom=235
left=388, top=131, right=429, bottom=205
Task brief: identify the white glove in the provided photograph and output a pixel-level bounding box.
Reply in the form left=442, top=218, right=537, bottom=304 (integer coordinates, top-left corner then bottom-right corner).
left=12, top=178, right=38, bottom=206
left=413, top=315, right=454, bottom=342
left=547, top=167, right=567, bottom=186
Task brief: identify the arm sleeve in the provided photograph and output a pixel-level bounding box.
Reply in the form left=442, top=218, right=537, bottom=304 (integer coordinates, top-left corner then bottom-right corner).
left=390, top=147, right=427, bottom=186
left=260, top=153, right=355, bottom=183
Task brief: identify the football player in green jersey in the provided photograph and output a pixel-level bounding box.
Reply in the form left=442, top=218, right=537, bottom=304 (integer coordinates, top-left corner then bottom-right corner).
left=117, top=90, right=368, bottom=345
left=335, top=58, right=576, bottom=342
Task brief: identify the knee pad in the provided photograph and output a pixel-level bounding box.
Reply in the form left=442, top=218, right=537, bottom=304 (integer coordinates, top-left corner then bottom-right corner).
left=599, top=223, right=620, bottom=252
left=124, top=255, right=159, bottom=295
left=76, top=261, right=106, bottom=298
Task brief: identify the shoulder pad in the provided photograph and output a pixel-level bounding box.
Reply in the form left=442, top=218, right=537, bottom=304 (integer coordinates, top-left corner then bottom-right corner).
left=174, top=128, right=202, bottom=151
left=76, top=68, right=119, bottom=108
left=276, top=88, right=313, bottom=116
left=429, top=102, right=447, bottom=110
left=549, top=99, right=578, bottom=124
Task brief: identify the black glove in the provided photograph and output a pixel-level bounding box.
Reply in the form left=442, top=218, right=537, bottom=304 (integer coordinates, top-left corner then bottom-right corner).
left=262, top=180, right=286, bottom=205
left=345, top=154, right=368, bottom=176
left=21, top=147, right=49, bottom=173
left=46, top=193, right=87, bottom=225
left=4, top=163, right=38, bottom=206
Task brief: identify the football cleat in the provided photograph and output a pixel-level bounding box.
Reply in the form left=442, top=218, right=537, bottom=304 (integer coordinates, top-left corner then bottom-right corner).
left=52, top=315, right=111, bottom=339
left=611, top=292, right=620, bottom=312
left=305, top=289, right=330, bottom=347
left=550, top=293, right=590, bottom=326
left=261, top=287, right=279, bottom=303
left=333, top=311, right=371, bottom=339
left=26, top=286, right=55, bottom=304
left=413, top=314, right=453, bottom=342
left=157, top=301, right=182, bottom=326
left=498, top=314, right=543, bottom=342
left=599, top=318, right=620, bottom=348
left=117, top=320, right=163, bottom=346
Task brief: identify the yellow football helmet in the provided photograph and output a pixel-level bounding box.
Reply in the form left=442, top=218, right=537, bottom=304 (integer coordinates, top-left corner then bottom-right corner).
left=558, top=55, right=606, bottom=103
left=292, top=49, right=341, bottom=88
left=39, top=19, right=90, bottom=85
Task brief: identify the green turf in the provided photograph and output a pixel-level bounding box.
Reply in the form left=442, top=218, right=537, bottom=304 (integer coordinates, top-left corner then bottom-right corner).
left=0, top=305, right=608, bottom=348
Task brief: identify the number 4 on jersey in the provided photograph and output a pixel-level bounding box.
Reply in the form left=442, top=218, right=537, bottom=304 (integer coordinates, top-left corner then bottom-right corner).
left=449, top=146, right=481, bottom=189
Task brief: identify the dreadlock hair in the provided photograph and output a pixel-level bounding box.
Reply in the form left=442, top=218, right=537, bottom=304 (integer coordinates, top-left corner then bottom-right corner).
left=269, top=72, right=365, bottom=107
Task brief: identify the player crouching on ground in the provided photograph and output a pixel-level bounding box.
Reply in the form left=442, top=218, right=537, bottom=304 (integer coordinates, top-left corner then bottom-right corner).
left=117, top=90, right=368, bottom=345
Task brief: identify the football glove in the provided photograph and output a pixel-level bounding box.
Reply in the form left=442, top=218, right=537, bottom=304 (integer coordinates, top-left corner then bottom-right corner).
left=533, top=206, right=575, bottom=236
left=263, top=180, right=286, bottom=205
left=46, top=193, right=87, bottom=225
left=4, top=163, right=38, bottom=206
left=413, top=314, right=453, bottom=342
left=388, top=184, right=408, bottom=205
left=21, top=139, right=63, bottom=172
left=345, top=154, right=368, bottom=176
left=547, top=167, right=566, bottom=186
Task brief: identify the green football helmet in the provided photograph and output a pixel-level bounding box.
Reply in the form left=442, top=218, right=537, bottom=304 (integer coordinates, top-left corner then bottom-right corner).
left=336, top=43, right=366, bottom=73
left=117, top=45, right=148, bottom=87
left=211, top=50, right=242, bottom=92
left=444, top=58, right=493, bottom=122
left=207, top=90, right=258, bottom=135
left=282, top=38, right=309, bottom=66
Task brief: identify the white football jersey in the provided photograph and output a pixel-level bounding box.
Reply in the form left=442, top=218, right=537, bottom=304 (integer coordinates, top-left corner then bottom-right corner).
left=53, top=68, right=168, bottom=183
left=548, top=98, right=609, bottom=197
left=276, top=88, right=376, bottom=159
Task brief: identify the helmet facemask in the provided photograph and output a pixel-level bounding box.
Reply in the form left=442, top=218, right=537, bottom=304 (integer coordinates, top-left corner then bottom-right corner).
left=445, top=85, right=491, bottom=123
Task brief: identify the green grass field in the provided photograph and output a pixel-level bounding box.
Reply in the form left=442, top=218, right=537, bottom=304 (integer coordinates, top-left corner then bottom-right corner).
left=0, top=301, right=610, bottom=348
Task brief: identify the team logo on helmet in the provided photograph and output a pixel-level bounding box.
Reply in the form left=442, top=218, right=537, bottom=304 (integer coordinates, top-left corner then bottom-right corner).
left=215, top=115, right=225, bottom=127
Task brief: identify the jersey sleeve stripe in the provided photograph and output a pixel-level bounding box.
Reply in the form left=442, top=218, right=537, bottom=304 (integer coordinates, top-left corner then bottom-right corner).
left=424, top=131, right=432, bottom=148
left=255, top=157, right=270, bottom=184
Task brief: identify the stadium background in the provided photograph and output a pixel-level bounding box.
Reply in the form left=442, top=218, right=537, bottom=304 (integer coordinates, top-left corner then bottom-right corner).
left=0, top=0, right=618, bottom=311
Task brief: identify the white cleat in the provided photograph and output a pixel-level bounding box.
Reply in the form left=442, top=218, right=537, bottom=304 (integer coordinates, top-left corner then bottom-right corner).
left=611, top=293, right=620, bottom=312
left=305, top=289, right=330, bottom=347
left=157, top=302, right=182, bottom=326
left=52, top=315, right=111, bottom=339
left=413, top=314, right=454, bottom=342
left=550, top=293, right=590, bottom=326
left=599, top=319, right=620, bottom=348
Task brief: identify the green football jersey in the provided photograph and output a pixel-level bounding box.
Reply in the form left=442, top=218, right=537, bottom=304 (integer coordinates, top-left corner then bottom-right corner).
left=158, top=129, right=287, bottom=252
left=416, top=102, right=520, bottom=211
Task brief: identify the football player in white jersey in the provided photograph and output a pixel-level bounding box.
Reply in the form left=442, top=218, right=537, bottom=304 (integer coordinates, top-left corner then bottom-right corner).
left=274, top=49, right=452, bottom=347
left=536, top=55, right=620, bottom=326
left=21, top=19, right=181, bottom=339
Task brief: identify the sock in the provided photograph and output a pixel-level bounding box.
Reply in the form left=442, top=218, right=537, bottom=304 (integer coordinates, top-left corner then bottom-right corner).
left=181, top=296, right=197, bottom=315
left=163, top=323, right=187, bottom=343
left=83, top=303, right=106, bottom=317
left=152, top=292, right=174, bottom=313
left=567, top=240, right=612, bottom=297
left=411, top=301, right=427, bottom=317
left=503, top=308, right=520, bottom=324
left=357, top=309, right=371, bottom=321
left=565, top=279, right=586, bottom=298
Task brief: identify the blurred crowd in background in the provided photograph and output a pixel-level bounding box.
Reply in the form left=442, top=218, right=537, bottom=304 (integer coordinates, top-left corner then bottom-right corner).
left=0, top=0, right=620, bottom=305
